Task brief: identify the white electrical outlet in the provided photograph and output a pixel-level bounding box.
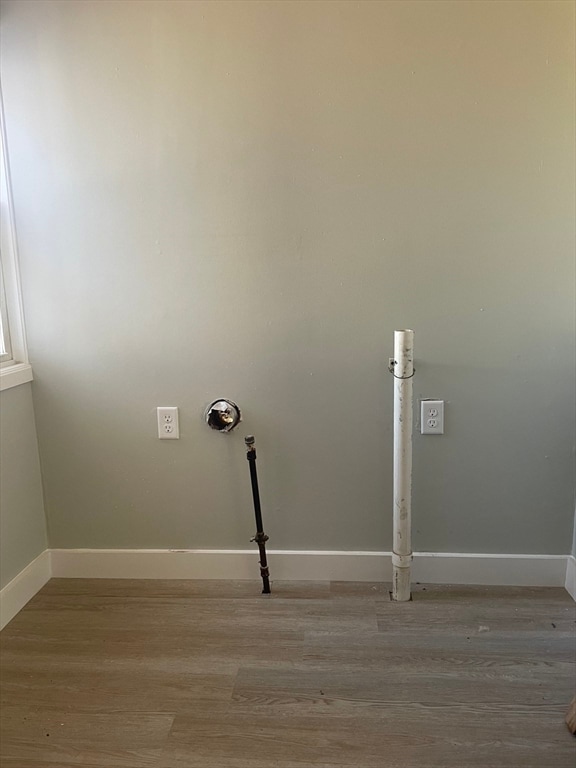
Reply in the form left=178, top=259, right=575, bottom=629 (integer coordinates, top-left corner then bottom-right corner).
left=420, top=400, right=444, bottom=435
left=157, top=407, right=179, bottom=439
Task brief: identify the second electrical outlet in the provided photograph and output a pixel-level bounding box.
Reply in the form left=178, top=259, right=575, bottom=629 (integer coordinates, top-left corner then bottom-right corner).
left=420, top=400, right=444, bottom=435
left=157, top=406, right=179, bottom=439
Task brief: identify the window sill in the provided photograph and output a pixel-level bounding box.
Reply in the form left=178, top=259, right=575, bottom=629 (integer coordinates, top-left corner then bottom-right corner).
left=0, top=362, right=33, bottom=391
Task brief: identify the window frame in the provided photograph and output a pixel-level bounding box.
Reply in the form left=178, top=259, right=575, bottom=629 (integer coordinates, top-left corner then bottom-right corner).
left=0, top=262, right=13, bottom=362
left=0, top=86, right=32, bottom=391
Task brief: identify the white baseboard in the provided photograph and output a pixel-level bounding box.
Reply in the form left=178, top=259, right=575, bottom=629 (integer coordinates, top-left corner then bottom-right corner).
left=0, top=550, right=51, bottom=630
left=413, top=552, right=567, bottom=587
left=565, top=555, right=576, bottom=601
left=50, top=549, right=569, bottom=588
left=2, top=550, right=572, bottom=629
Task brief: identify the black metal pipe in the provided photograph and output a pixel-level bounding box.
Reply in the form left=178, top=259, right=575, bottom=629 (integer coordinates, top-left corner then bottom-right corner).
left=244, top=435, right=271, bottom=594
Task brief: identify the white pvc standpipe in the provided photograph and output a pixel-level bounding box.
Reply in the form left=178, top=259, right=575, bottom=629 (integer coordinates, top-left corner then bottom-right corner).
left=392, top=329, right=414, bottom=602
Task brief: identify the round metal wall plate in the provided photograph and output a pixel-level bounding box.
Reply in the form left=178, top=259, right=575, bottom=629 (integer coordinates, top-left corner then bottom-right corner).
left=205, top=399, right=241, bottom=433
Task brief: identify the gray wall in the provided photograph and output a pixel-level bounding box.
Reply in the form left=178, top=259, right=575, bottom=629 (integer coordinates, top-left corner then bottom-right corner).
left=0, top=383, right=47, bottom=588
left=1, top=0, right=574, bottom=554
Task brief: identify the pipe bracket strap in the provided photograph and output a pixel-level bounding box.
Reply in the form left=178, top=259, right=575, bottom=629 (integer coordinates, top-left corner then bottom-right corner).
left=388, top=360, right=416, bottom=379
left=392, top=551, right=413, bottom=569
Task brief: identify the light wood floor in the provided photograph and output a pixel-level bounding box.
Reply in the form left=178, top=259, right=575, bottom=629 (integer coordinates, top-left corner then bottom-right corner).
left=1, top=579, right=574, bottom=767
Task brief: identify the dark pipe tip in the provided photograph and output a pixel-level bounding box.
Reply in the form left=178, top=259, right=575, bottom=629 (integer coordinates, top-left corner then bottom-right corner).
left=244, top=435, right=255, bottom=446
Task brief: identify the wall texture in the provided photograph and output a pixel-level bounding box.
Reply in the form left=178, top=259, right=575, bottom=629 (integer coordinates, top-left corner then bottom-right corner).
left=1, top=0, right=574, bottom=554
left=0, top=383, right=47, bottom=588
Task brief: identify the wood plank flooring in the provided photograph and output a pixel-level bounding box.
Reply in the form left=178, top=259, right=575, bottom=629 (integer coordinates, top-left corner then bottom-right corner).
left=1, top=579, right=574, bottom=767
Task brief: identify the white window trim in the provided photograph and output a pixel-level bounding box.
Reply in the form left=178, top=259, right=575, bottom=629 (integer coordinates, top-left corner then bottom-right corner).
left=0, top=86, right=32, bottom=391
left=0, top=262, right=12, bottom=362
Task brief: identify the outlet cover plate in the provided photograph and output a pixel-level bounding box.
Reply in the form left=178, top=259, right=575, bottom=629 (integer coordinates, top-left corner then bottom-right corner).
left=421, top=400, right=444, bottom=435
left=157, top=406, right=179, bottom=439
